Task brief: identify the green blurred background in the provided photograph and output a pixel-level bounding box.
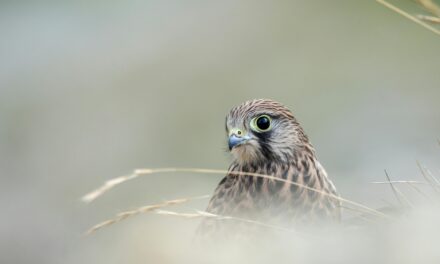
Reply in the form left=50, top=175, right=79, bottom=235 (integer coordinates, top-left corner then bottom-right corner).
left=1, top=0, right=439, bottom=263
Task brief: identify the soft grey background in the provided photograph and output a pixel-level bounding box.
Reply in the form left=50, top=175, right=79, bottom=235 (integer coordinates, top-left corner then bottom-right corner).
left=1, top=1, right=439, bottom=263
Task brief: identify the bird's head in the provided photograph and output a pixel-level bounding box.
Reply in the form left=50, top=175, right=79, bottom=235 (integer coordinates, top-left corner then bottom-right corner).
left=226, top=99, right=310, bottom=166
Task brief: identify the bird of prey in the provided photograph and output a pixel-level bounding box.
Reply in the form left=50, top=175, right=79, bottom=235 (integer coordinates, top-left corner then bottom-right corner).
left=198, top=99, right=341, bottom=237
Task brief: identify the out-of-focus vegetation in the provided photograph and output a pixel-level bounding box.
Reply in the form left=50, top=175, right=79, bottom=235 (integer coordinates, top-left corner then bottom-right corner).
left=377, top=0, right=440, bottom=35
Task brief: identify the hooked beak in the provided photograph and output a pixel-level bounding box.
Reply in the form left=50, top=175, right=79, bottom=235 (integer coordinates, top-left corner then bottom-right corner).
left=228, top=134, right=251, bottom=150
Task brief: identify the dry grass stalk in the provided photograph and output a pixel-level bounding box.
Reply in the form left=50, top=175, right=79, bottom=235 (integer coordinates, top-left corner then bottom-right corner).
left=417, top=0, right=440, bottom=17
left=406, top=182, right=433, bottom=200
left=418, top=14, right=440, bottom=23
left=384, top=170, right=413, bottom=207
left=87, top=206, right=300, bottom=236
left=373, top=180, right=432, bottom=199
left=416, top=161, right=440, bottom=192
left=372, top=180, right=429, bottom=184
left=376, top=0, right=440, bottom=36
left=425, top=166, right=440, bottom=185
left=82, top=174, right=138, bottom=203
left=155, top=210, right=299, bottom=234
left=85, top=195, right=209, bottom=235
left=340, top=205, right=382, bottom=224
left=82, top=167, right=389, bottom=219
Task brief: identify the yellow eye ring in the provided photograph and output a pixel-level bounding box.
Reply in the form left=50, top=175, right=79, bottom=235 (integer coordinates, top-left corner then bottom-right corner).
left=250, top=115, right=272, bottom=132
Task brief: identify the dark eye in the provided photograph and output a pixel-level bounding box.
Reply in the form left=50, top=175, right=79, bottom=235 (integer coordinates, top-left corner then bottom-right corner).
left=253, top=115, right=271, bottom=132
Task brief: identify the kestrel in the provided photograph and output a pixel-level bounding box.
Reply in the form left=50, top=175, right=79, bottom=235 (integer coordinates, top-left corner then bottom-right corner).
left=198, top=99, right=341, bottom=237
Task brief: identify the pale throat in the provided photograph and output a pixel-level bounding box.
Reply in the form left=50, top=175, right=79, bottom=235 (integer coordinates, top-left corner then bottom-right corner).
left=230, top=144, right=262, bottom=167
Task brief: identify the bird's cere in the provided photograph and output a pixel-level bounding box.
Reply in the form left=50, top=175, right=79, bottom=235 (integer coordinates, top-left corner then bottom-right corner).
left=228, top=133, right=251, bottom=150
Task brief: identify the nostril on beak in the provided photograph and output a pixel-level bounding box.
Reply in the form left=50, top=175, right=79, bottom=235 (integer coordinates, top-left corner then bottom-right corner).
left=228, top=134, right=241, bottom=150
left=228, top=133, right=250, bottom=150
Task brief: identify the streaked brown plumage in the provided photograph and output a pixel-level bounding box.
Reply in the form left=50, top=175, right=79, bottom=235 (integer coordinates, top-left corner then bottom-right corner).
left=198, top=99, right=341, bottom=237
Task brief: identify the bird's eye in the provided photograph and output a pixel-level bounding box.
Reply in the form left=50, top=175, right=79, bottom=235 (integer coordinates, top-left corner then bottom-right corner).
left=251, top=115, right=272, bottom=132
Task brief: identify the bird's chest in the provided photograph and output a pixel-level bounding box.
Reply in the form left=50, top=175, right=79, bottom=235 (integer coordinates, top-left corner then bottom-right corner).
left=221, top=168, right=297, bottom=219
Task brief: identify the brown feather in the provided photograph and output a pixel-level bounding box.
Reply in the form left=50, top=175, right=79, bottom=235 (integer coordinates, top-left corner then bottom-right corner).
left=198, top=99, right=341, bottom=238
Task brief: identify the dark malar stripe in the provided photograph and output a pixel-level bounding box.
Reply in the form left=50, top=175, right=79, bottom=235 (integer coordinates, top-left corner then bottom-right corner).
left=289, top=171, right=299, bottom=192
